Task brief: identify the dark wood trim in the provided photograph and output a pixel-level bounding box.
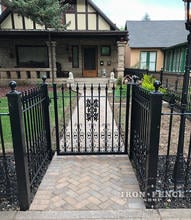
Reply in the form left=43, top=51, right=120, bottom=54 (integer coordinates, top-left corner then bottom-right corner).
left=11, top=12, right=15, bottom=29
left=22, top=16, right=26, bottom=30
left=85, top=0, right=88, bottom=30
left=96, top=12, right=99, bottom=31
left=76, top=12, right=96, bottom=14
left=33, top=21, right=36, bottom=29
left=0, top=30, right=128, bottom=41
left=75, top=10, right=78, bottom=30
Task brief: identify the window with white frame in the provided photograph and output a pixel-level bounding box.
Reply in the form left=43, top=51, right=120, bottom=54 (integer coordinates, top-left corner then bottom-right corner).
left=140, top=51, right=157, bottom=71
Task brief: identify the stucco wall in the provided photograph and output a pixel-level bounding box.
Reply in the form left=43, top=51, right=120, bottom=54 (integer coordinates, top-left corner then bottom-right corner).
left=125, top=47, right=164, bottom=71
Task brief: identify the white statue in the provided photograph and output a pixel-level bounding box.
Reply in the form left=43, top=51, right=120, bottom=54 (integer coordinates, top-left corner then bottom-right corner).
left=68, top=72, right=74, bottom=80
left=110, top=72, right=115, bottom=80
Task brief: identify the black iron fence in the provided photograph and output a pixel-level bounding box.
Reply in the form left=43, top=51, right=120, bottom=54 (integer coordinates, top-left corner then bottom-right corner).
left=157, top=96, right=191, bottom=208
left=52, top=83, right=130, bottom=155
left=129, top=80, right=191, bottom=208
left=5, top=78, right=52, bottom=210
left=129, top=82, right=162, bottom=208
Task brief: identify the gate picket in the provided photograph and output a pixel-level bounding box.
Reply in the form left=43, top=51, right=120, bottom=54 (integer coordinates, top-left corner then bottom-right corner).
left=53, top=83, right=130, bottom=155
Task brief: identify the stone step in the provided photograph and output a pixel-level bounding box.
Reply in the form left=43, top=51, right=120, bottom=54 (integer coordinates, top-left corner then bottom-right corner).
left=2, top=209, right=161, bottom=220
left=75, top=77, right=109, bottom=85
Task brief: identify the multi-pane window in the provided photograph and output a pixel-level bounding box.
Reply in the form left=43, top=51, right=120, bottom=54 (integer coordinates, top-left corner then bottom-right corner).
left=72, top=45, right=79, bottom=68
left=140, top=51, right=157, bottom=71
left=164, top=47, right=186, bottom=73
left=16, top=46, right=49, bottom=67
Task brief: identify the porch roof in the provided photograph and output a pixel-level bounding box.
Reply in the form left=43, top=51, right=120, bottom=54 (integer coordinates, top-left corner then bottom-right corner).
left=0, top=29, right=128, bottom=41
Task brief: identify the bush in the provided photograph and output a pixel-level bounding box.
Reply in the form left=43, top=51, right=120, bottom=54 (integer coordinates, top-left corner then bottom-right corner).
left=141, top=74, right=167, bottom=94
left=116, top=77, right=123, bottom=86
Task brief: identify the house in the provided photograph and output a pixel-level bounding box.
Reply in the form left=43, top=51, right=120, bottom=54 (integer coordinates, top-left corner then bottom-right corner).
left=125, top=20, right=187, bottom=74
left=0, top=0, right=128, bottom=85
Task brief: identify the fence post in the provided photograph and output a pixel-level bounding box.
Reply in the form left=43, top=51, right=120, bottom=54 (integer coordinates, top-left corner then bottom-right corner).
left=145, top=81, right=162, bottom=208
left=6, top=81, right=30, bottom=211
left=160, top=68, right=163, bottom=85
left=41, top=76, right=52, bottom=160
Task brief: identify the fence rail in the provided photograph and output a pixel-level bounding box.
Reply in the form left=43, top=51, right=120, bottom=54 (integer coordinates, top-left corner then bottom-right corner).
left=6, top=78, right=52, bottom=210
left=129, top=83, right=162, bottom=208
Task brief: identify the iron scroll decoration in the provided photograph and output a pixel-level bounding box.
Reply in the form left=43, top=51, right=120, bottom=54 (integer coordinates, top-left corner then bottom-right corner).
left=86, top=99, right=99, bottom=121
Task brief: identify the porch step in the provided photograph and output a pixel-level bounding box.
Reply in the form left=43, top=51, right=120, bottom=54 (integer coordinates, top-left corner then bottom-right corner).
left=49, top=77, right=110, bottom=87
left=74, top=77, right=110, bottom=88
left=75, top=77, right=109, bottom=84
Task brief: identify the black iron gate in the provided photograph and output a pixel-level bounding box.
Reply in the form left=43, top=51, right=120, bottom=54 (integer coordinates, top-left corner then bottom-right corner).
left=53, top=83, right=130, bottom=155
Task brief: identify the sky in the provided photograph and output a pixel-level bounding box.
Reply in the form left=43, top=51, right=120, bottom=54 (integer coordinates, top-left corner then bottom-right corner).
left=93, top=0, right=185, bottom=28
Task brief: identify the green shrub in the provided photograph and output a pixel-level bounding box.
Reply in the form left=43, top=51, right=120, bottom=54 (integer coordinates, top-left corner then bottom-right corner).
left=141, top=74, right=155, bottom=91
left=116, top=77, right=123, bottom=86
left=141, top=74, right=167, bottom=94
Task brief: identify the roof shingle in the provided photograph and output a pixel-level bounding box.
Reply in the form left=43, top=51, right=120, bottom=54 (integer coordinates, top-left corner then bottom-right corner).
left=125, top=20, right=187, bottom=48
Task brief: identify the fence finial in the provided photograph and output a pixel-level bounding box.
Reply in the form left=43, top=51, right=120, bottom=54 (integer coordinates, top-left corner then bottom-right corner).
left=9, top=81, right=17, bottom=92
left=132, top=75, right=139, bottom=84
left=42, top=75, right=47, bottom=84
left=154, top=80, right=161, bottom=92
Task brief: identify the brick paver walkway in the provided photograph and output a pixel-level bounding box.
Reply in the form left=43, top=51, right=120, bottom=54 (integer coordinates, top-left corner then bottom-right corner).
left=30, top=155, right=144, bottom=211
left=30, top=84, right=144, bottom=211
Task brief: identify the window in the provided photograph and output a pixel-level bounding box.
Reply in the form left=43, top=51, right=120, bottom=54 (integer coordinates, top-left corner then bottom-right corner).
left=16, top=46, right=49, bottom=67
left=140, top=51, right=157, bottom=71
left=101, top=46, right=111, bottom=56
left=164, top=47, right=186, bottom=73
left=72, top=46, right=79, bottom=68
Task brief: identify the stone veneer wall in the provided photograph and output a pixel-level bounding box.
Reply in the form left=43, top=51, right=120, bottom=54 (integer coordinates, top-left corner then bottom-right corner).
left=56, top=38, right=118, bottom=77
left=0, top=38, right=121, bottom=79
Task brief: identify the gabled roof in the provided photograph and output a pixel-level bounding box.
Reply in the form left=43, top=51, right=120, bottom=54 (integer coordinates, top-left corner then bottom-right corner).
left=88, top=0, right=119, bottom=30
left=125, top=20, right=187, bottom=48
left=0, top=0, right=119, bottom=31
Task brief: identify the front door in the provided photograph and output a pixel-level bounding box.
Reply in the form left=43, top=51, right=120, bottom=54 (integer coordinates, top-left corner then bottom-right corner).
left=83, top=46, right=97, bottom=77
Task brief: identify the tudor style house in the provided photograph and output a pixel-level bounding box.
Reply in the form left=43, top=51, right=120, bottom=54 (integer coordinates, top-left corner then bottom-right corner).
left=125, top=20, right=187, bottom=74
left=0, top=0, right=128, bottom=85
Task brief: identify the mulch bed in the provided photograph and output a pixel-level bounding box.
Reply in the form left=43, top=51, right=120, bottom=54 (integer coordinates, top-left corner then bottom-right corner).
left=155, top=155, right=191, bottom=209
left=0, top=154, right=19, bottom=211
left=0, top=86, right=35, bottom=98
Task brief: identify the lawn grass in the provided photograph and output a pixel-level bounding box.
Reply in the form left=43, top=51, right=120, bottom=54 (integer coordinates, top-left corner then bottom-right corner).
left=0, top=87, right=77, bottom=152
left=0, top=97, right=12, bottom=152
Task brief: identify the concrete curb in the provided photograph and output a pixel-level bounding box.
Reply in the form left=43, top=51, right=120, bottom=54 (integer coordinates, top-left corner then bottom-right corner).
left=1, top=209, right=191, bottom=220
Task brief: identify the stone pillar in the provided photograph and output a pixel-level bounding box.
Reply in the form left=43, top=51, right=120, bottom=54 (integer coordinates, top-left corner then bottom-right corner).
left=117, top=41, right=127, bottom=78
left=46, top=41, right=57, bottom=83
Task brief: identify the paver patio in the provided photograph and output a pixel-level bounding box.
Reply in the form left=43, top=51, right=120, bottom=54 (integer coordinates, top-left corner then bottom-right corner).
left=30, top=155, right=144, bottom=211
left=30, top=84, right=144, bottom=211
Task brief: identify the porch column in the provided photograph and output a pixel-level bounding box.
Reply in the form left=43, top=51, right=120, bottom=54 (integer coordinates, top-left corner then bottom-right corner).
left=46, top=41, right=57, bottom=83
left=117, top=41, right=127, bottom=78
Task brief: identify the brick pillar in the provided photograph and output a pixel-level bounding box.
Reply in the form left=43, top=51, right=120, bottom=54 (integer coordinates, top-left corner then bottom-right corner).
left=117, top=41, right=127, bottom=78
left=46, top=41, right=57, bottom=83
